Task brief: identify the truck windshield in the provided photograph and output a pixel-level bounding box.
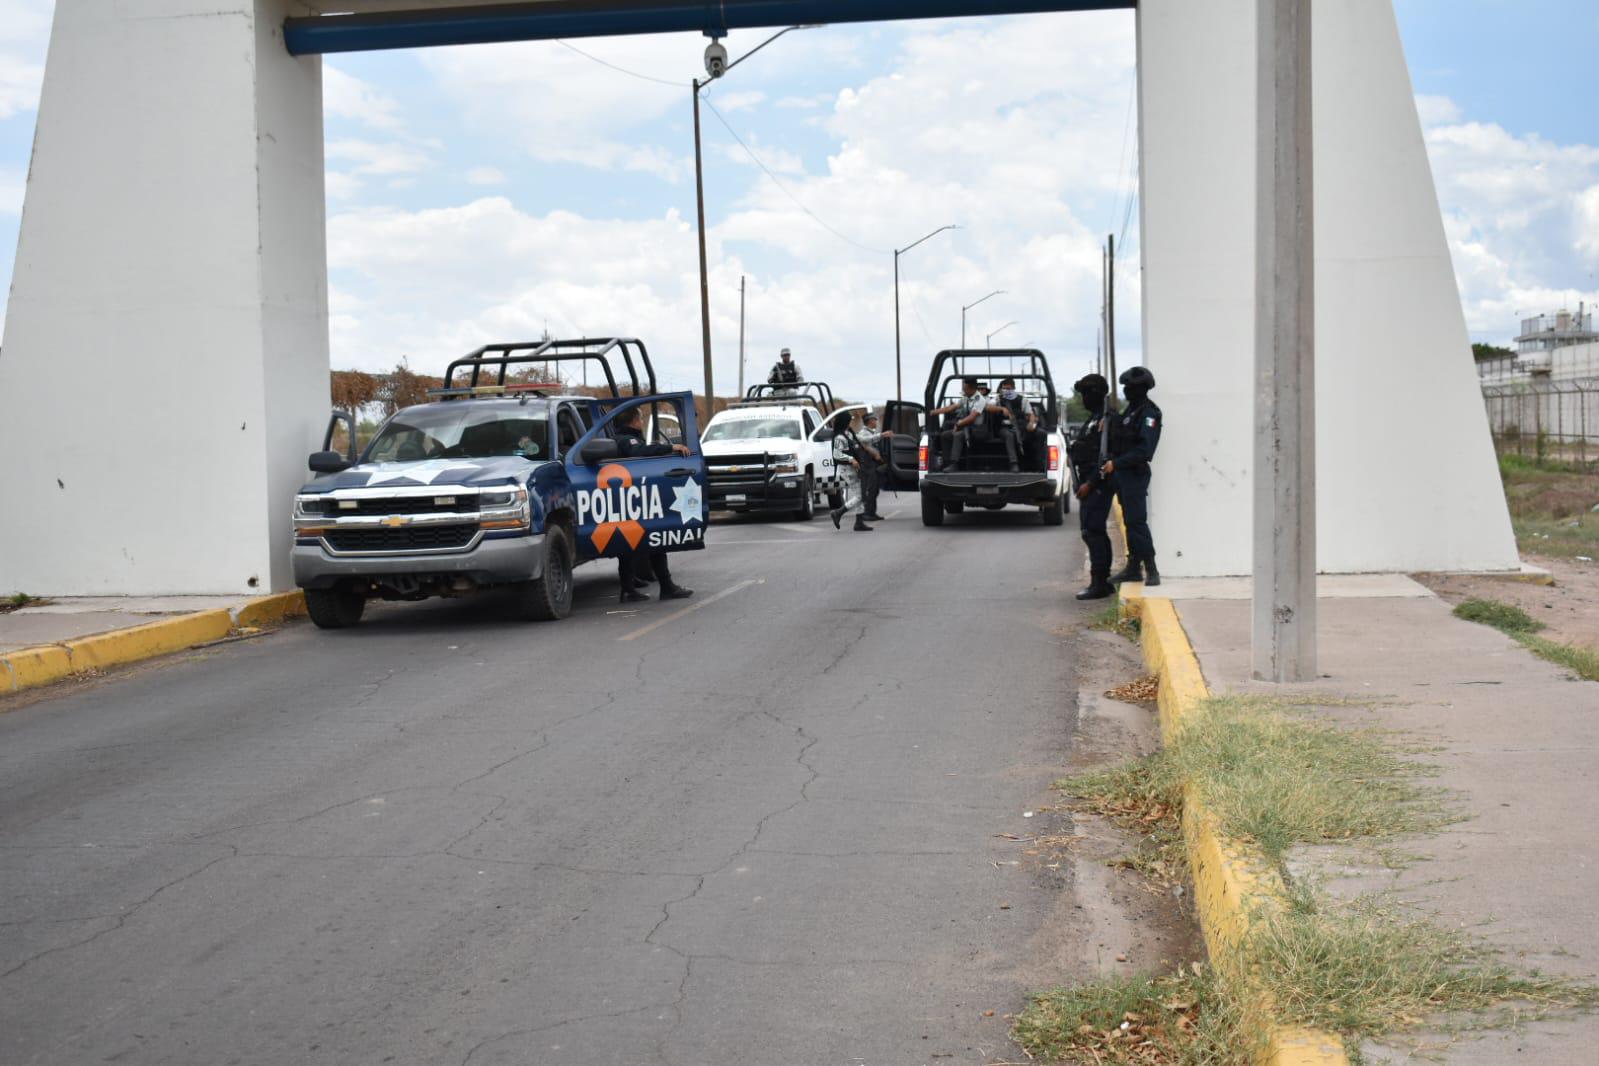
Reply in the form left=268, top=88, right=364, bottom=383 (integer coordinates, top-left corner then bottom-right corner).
left=365, top=405, right=551, bottom=462
left=703, top=417, right=802, bottom=442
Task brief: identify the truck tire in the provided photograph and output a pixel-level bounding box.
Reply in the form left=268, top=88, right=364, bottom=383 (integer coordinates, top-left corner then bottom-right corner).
left=516, top=525, right=574, bottom=621
left=794, top=473, right=816, bottom=521
left=305, top=585, right=365, bottom=629
left=1041, top=495, right=1065, bottom=526
left=920, top=491, right=944, bottom=527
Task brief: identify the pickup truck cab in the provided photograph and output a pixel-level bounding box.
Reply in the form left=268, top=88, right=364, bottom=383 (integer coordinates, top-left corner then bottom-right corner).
left=292, top=338, right=708, bottom=628
left=699, top=382, right=850, bottom=520
left=914, top=349, right=1070, bottom=527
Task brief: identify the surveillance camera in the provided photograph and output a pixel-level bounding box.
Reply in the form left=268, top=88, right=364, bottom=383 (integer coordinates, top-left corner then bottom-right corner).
left=704, top=41, right=728, bottom=79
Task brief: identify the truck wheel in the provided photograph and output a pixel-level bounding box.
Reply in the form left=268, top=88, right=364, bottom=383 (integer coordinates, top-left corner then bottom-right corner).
left=944, top=501, right=966, bottom=515
left=1042, top=495, right=1065, bottom=526
left=305, top=586, right=365, bottom=629
left=920, top=492, right=945, bottom=527
left=794, top=473, right=816, bottom=521
left=516, top=525, right=574, bottom=621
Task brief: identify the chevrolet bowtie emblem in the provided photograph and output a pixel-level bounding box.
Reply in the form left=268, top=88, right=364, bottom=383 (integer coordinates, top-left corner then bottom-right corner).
left=728, top=465, right=742, bottom=474
left=381, top=515, right=409, bottom=528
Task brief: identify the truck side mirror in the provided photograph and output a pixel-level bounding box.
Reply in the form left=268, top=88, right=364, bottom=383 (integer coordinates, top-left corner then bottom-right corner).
left=580, top=438, right=621, bottom=465
left=814, top=429, right=835, bottom=442
left=309, top=451, right=351, bottom=474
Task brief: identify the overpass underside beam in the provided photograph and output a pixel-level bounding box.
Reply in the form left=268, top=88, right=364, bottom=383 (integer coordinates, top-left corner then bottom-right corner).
left=285, top=0, right=1134, bottom=55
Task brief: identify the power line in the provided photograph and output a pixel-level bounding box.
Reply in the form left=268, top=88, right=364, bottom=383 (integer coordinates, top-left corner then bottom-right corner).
left=700, top=93, right=889, bottom=255
left=554, top=39, right=681, bottom=87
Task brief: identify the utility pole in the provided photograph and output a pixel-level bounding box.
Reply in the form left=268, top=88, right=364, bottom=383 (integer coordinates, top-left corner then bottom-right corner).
left=693, top=78, right=714, bottom=418
left=1106, top=234, right=1118, bottom=402
left=894, top=224, right=959, bottom=402
left=737, top=275, right=747, bottom=397
left=1252, top=0, right=1317, bottom=683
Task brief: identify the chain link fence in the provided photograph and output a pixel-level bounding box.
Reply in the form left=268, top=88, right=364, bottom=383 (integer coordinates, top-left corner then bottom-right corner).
left=1482, top=378, right=1599, bottom=465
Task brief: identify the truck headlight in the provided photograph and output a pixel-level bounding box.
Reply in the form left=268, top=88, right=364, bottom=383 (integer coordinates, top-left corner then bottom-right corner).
left=294, top=495, right=331, bottom=529
left=767, top=452, right=799, bottom=475
left=479, top=486, right=531, bottom=530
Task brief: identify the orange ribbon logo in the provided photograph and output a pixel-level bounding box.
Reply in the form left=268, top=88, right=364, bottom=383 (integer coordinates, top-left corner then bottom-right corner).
left=589, top=464, right=646, bottom=554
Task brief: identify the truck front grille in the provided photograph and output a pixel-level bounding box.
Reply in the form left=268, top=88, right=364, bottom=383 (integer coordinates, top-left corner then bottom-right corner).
left=305, top=495, right=476, bottom=517
left=323, top=524, right=479, bottom=554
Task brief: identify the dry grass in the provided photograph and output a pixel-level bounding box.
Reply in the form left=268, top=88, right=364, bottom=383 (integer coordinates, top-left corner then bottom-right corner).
left=1015, top=964, right=1254, bottom=1066
left=1106, top=676, right=1161, bottom=704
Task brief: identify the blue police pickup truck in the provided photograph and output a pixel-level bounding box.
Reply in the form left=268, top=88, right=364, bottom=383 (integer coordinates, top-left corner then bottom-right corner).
left=291, top=338, right=707, bottom=628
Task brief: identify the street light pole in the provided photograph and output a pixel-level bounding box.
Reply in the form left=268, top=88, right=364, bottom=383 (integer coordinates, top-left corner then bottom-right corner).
left=893, top=224, right=959, bottom=402
left=986, top=321, right=1017, bottom=349
left=737, top=274, right=747, bottom=397
left=961, top=290, right=1005, bottom=349
left=692, top=77, right=714, bottom=416
left=691, top=25, right=817, bottom=421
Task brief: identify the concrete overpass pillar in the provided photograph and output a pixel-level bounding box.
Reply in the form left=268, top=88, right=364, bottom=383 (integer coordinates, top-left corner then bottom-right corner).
left=0, top=0, right=328, bottom=595
left=1137, top=0, right=1518, bottom=577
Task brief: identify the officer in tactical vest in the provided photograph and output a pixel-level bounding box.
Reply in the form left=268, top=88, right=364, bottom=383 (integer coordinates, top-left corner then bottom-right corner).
left=855, top=410, right=892, bottom=521
left=1068, top=373, right=1117, bottom=600
left=614, top=407, right=695, bottom=603
left=1104, top=366, right=1162, bottom=587
left=826, top=410, right=873, bottom=532
left=768, top=348, right=802, bottom=386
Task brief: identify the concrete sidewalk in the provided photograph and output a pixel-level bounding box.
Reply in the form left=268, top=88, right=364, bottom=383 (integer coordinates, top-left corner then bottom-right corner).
left=1166, top=579, right=1599, bottom=1062
left=0, top=593, right=305, bottom=694
left=0, top=597, right=264, bottom=653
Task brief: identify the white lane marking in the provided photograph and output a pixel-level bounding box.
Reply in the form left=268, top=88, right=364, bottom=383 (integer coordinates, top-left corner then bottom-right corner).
left=708, top=538, right=817, bottom=546
left=765, top=523, right=830, bottom=535
left=618, top=578, right=760, bottom=642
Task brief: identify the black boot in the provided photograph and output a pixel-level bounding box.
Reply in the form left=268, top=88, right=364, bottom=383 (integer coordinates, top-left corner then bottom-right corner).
left=1109, top=559, right=1144, bottom=586
left=853, top=514, right=873, bottom=532
left=659, top=583, right=694, bottom=600
left=1075, top=571, right=1115, bottom=601
left=1141, top=558, right=1161, bottom=588
left=830, top=507, right=847, bottom=529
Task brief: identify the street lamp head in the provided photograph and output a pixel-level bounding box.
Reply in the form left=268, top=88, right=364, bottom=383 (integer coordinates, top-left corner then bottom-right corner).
left=704, top=41, right=728, bottom=79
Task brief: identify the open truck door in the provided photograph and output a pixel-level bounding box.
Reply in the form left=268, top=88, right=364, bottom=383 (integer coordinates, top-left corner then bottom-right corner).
left=880, top=401, right=924, bottom=487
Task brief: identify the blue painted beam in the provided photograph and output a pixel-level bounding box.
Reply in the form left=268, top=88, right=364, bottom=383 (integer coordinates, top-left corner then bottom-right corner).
left=284, top=0, right=1135, bottom=56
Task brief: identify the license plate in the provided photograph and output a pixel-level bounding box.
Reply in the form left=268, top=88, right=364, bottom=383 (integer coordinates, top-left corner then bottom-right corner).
left=727, top=494, right=746, bottom=503
left=976, top=486, right=1000, bottom=496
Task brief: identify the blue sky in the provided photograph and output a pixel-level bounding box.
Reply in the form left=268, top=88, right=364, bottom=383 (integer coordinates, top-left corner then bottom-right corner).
left=2, top=0, right=1596, bottom=399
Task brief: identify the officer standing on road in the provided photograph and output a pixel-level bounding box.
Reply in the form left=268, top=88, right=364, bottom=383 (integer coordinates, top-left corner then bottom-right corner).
left=1069, top=373, right=1117, bottom=600
left=826, top=410, right=873, bottom=533
left=768, top=347, right=802, bottom=386
left=614, top=407, right=695, bottom=603
left=855, top=410, right=892, bottom=522
left=1104, top=366, right=1162, bottom=588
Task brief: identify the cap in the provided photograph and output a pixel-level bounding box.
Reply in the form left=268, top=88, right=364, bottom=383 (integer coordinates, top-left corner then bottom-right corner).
left=780, top=348, right=792, bottom=358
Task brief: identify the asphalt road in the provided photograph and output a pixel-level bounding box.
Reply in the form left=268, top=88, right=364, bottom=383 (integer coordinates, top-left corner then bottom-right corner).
left=1, top=502, right=1114, bottom=1066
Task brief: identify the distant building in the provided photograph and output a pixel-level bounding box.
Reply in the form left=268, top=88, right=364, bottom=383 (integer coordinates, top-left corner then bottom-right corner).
left=1515, top=308, right=1597, bottom=353
left=1478, top=308, right=1599, bottom=385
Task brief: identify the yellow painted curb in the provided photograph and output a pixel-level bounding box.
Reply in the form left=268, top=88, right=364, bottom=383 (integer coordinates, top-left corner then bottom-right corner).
left=1123, top=588, right=1350, bottom=1066
left=1, top=592, right=305, bottom=696
left=231, top=590, right=306, bottom=628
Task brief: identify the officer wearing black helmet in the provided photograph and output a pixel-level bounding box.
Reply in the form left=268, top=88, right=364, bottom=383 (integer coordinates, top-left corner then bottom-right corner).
left=1103, top=366, right=1162, bottom=587
left=1068, top=373, right=1116, bottom=599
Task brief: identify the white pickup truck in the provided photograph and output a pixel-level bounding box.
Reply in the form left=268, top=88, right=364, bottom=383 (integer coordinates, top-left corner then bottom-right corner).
left=699, top=383, right=852, bottom=520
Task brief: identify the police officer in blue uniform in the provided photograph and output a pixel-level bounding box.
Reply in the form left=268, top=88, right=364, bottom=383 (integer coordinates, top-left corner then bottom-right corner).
left=1104, top=366, right=1162, bottom=588
left=1069, top=373, right=1117, bottom=600
left=614, top=407, right=694, bottom=603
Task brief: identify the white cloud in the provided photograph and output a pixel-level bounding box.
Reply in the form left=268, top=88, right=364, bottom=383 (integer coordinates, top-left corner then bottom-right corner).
left=323, top=64, right=402, bottom=131
left=1418, top=97, right=1599, bottom=338
left=465, top=165, right=506, bottom=186
left=1413, top=94, right=1460, bottom=126
left=326, top=138, right=431, bottom=177
left=714, top=90, right=765, bottom=113
left=0, top=0, right=52, bottom=120
left=328, top=14, right=1141, bottom=399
